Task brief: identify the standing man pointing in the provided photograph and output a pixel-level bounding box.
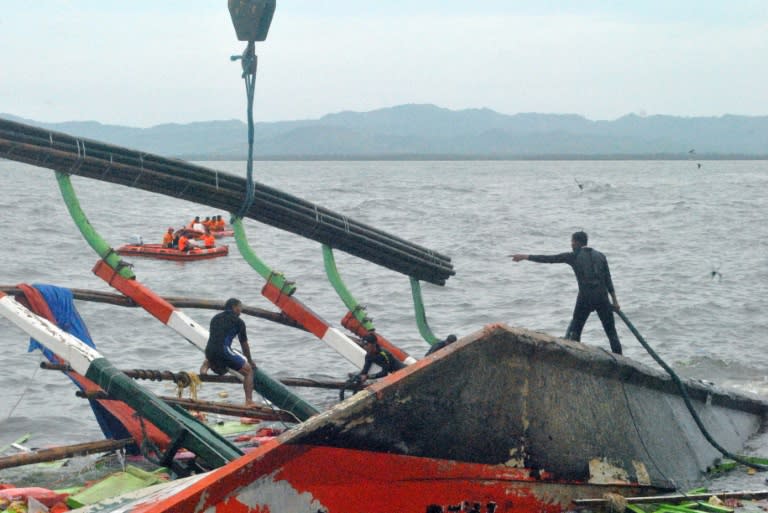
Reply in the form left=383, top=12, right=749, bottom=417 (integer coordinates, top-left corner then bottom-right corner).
left=510, top=231, right=622, bottom=355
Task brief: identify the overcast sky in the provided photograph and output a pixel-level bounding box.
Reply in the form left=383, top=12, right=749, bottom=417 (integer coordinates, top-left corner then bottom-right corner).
left=1, top=1, right=766, bottom=127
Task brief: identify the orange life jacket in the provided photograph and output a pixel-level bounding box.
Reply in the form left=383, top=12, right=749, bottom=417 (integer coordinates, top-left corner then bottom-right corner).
left=162, top=232, right=173, bottom=247
left=178, top=235, right=189, bottom=251
left=202, top=234, right=215, bottom=248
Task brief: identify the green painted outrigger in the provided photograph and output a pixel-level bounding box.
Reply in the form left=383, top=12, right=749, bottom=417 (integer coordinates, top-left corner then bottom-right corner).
left=57, top=171, right=318, bottom=422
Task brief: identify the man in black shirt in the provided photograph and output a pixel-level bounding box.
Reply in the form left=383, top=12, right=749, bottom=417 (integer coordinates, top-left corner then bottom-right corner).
left=200, top=298, right=256, bottom=405
left=510, top=231, right=622, bottom=355
left=424, top=334, right=458, bottom=356
left=356, top=333, right=406, bottom=383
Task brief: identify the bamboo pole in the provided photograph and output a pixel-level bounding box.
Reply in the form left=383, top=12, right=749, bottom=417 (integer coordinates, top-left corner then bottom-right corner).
left=0, top=438, right=133, bottom=470
left=157, top=396, right=296, bottom=422
left=0, top=286, right=306, bottom=331
left=71, top=388, right=305, bottom=421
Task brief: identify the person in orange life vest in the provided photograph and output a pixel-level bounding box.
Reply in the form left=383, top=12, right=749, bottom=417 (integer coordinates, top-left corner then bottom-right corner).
left=203, top=216, right=212, bottom=230
left=171, top=230, right=180, bottom=248
left=209, top=215, right=220, bottom=232
left=178, top=233, right=193, bottom=252
left=191, top=217, right=206, bottom=235
left=162, top=227, right=174, bottom=248
left=216, top=215, right=227, bottom=231
left=201, top=230, right=215, bottom=249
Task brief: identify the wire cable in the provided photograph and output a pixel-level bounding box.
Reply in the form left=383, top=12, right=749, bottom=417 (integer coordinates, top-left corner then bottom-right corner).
left=233, top=41, right=258, bottom=221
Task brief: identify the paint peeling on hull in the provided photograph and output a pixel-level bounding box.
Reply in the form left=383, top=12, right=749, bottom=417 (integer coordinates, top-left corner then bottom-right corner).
left=107, top=446, right=664, bottom=513
left=505, top=448, right=526, bottom=468
left=589, top=457, right=630, bottom=484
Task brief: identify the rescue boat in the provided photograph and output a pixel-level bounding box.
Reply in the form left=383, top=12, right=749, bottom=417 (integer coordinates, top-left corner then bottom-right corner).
left=115, top=243, right=228, bottom=261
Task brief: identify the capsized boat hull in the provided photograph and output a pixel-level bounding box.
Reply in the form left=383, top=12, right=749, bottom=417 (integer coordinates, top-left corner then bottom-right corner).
left=291, top=325, right=767, bottom=489
left=76, top=445, right=664, bottom=513
left=78, top=325, right=767, bottom=512
left=115, top=243, right=228, bottom=261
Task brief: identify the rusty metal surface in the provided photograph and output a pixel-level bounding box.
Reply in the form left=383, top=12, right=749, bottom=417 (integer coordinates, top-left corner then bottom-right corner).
left=287, top=325, right=768, bottom=488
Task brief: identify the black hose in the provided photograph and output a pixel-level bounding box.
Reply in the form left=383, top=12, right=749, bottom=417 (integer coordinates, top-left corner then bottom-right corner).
left=617, top=309, right=768, bottom=471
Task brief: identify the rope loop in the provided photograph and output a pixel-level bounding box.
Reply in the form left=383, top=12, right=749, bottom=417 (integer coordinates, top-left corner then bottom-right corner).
left=175, top=371, right=201, bottom=400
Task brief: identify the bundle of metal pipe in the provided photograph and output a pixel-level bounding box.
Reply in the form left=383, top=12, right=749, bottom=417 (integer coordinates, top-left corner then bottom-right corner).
left=0, top=118, right=455, bottom=285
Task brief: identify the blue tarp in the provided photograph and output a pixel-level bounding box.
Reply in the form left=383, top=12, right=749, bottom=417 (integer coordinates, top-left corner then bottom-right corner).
left=27, top=284, right=95, bottom=357
left=26, top=284, right=135, bottom=446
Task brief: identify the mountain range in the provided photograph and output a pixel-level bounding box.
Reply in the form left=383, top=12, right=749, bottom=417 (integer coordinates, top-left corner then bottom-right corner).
left=3, top=104, right=767, bottom=159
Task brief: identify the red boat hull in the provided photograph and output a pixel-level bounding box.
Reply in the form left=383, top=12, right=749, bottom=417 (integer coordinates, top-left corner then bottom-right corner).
left=115, top=243, right=228, bottom=261
left=110, top=445, right=661, bottom=513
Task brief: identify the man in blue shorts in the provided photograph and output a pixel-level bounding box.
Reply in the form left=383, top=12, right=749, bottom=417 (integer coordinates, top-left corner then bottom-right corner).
left=200, top=298, right=256, bottom=406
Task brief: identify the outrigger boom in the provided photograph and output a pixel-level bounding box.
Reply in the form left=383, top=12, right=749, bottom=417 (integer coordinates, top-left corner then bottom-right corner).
left=0, top=291, right=242, bottom=472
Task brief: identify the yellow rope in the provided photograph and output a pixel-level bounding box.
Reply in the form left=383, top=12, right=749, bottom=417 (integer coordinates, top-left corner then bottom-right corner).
left=176, top=371, right=202, bottom=400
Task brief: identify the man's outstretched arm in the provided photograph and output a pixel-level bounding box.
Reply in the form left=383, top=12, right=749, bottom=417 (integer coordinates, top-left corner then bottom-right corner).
left=510, top=252, right=573, bottom=264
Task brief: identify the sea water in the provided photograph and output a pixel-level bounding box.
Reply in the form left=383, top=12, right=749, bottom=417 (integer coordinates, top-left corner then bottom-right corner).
left=0, top=159, right=767, bottom=490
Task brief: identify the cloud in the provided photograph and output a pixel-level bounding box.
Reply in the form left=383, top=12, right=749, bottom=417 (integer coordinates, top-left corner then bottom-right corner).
left=1, top=5, right=766, bottom=126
